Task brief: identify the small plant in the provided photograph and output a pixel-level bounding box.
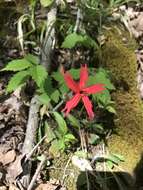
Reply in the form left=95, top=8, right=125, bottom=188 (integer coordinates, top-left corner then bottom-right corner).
left=2, top=53, right=115, bottom=156
left=61, top=64, right=105, bottom=119
left=1, top=54, right=47, bottom=93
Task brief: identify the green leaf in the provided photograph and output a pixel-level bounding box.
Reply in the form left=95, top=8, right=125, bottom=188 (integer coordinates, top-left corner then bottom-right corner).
left=49, top=139, right=61, bottom=157
left=53, top=112, right=68, bottom=135
left=106, top=160, right=114, bottom=169
left=58, top=139, right=66, bottom=151
left=61, top=33, right=85, bottom=49
left=88, top=133, right=100, bottom=145
left=64, top=134, right=76, bottom=143
left=88, top=68, right=115, bottom=90
left=40, top=0, right=53, bottom=7
left=51, top=90, right=60, bottom=103
left=62, top=33, right=98, bottom=49
left=67, top=114, right=80, bottom=128
left=7, top=71, right=29, bottom=92
left=44, top=122, right=56, bottom=143
left=25, top=54, right=39, bottom=65
left=93, top=89, right=111, bottom=106
left=39, top=77, right=54, bottom=95
left=82, top=35, right=99, bottom=49
left=59, top=83, right=69, bottom=94
left=52, top=71, right=64, bottom=84
left=106, top=105, right=116, bottom=114
left=94, top=68, right=115, bottom=90
left=69, top=69, right=80, bottom=80
left=107, top=153, right=124, bottom=164
left=28, top=65, right=48, bottom=87
left=92, top=124, right=105, bottom=134
left=38, top=93, right=50, bottom=105
left=2, top=59, right=32, bottom=71
left=111, top=153, right=125, bottom=162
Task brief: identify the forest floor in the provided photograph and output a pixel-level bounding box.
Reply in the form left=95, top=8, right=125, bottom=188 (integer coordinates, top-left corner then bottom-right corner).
left=0, top=2, right=143, bottom=190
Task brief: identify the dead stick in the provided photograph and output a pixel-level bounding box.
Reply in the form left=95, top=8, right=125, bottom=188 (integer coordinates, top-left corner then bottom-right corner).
left=20, top=95, right=41, bottom=188
left=20, top=1, right=59, bottom=188
left=22, top=95, right=40, bottom=154
left=26, top=135, right=47, bottom=161
left=27, top=155, right=47, bottom=190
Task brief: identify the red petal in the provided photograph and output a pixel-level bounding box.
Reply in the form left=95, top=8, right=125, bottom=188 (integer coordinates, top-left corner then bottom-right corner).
left=62, top=93, right=81, bottom=116
left=63, top=71, right=79, bottom=93
left=79, top=64, right=88, bottom=89
left=82, top=96, right=94, bottom=119
left=83, top=84, right=105, bottom=94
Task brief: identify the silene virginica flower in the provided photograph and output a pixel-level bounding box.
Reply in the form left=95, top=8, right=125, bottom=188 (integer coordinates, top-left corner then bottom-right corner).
left=62, top=64, right=105, bottom=120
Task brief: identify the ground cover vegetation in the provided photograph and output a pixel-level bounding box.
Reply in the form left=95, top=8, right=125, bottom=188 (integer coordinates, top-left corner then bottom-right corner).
left=0, top=0, right=143, bottom=189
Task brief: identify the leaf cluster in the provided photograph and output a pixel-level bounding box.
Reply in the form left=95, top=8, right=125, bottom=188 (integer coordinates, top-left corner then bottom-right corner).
left=38, top=112, right=77, bottom=157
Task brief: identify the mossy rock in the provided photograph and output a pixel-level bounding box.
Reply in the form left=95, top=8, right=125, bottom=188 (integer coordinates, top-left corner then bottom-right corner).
left=101, top=27, right=143, bottom=174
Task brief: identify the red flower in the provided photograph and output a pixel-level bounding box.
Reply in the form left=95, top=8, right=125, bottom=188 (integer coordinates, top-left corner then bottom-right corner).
left=62, top=64, right=105, bottom=119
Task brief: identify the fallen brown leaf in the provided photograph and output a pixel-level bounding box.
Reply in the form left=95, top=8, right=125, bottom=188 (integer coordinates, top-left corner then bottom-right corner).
left=35, top=182, right=59, bottom=190
left=0, top=150, right=16, bottom=166
left=0, top=186, right=7, bottom=190
left=6, top=155, right=24, bottom=183
left=9, top=184, right=19, bottom=190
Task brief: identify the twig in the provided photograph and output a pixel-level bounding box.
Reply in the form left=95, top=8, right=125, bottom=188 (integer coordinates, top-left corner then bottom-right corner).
left=27, top=155, right=47, bottom=190
left=85, top=170, right=90, bottom=190
left=53, top=100, right=64, bottom=112
left=61, top=155, right=72, bottom=185
left=73, top=8, right=83, bottom=33
left=26, top=135, right=47, bottom=161
left=47, top=166, right=73, bottom=172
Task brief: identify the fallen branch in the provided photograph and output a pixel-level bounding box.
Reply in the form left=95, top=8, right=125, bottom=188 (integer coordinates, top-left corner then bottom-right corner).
left=19, top=1, right=59, bottom=188
left=20, top=95, right=41, bottom=188
left=22, top=95, right=41, bottom=155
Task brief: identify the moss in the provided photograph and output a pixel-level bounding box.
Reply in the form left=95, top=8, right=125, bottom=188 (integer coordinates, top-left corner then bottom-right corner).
left=49, top=153, right=80, bottom=190
left=101, top=28, right=143, bottom=173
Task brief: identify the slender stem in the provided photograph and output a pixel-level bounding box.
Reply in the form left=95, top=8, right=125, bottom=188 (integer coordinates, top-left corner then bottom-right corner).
left=27, top=155, right=47, bottom=190
left=26, top=135, right=47, bottom=161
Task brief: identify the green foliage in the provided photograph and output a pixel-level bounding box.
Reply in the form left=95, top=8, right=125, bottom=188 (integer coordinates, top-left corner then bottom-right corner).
left=53, top=111, right=68, bottom=135
left=2, top=54, right=48, bottom=93
left=62, top=33, right=98, bottom=49
left=1, top=59, right=32, bottom=71
left=38, top=93, right=51, bottom=105
left=51, top=90, right=60, bottom=103
left=106, top=153, right=125, bottom=169
left=88, top=68, right=115, bottom=90
left=28, top=65, right=47, bottom=87
left=42, top=113, right=77, bottom=156
left=109, top=0, right=140, bottom=8
left=67, top=114, right=80, bottom=128
left=40, top=0, right=54, bottom=7
left=25, top=54, right=39, bottom=65
left=7, top=71, right=29, bottom=92
left=44, top=122, right=56, bottom=143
